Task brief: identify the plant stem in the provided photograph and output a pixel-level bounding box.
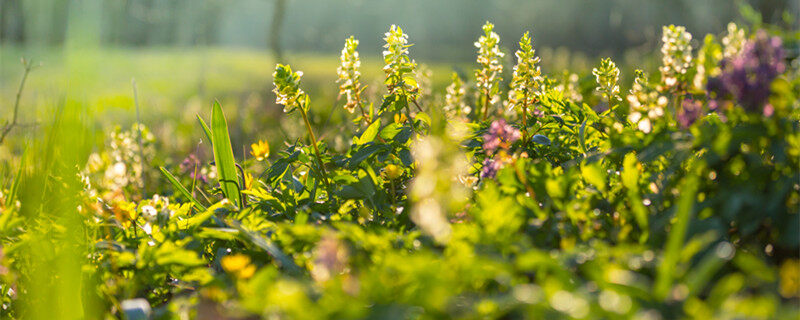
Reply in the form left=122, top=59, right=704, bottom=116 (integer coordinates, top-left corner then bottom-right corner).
left=521, top=101, right=529, bottom=145
left=404, top=100, right=416, bottom=134
left=357, top=103, right=370, bottom=125
left=411, top=99, right=423, bottom=112
left=299, top=106, right=334, bottom=200
left=481, top=90, right=490, bottom=121
left=355, top=87, right=370, bottom=124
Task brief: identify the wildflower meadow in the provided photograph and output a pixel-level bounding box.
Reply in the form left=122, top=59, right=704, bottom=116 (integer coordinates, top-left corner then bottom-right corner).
left=0, top=3, right=798, bottom=319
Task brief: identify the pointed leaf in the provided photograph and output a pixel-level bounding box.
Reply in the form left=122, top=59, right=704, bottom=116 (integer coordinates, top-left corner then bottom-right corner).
left=211, top=101, right=241, bottom=207
left=159, top=167, right=207, bottom=211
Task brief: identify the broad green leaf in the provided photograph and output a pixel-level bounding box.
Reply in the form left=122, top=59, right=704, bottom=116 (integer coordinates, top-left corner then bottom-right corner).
left=355, top=120, right=381, bottom=145
left=211, top=101, right=241, bottom=207
left=380, top=122, right=403, bottom=140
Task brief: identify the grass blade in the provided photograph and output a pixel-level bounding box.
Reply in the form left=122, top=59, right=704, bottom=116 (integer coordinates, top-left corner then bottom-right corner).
left=6, top=148, right=26, bottom=207
left=196, top=114, right=212, bottom=144
left=654, top=162, right=703, bottom=299
left=159, top=166, right=207, bottom=211
left=210, top=101, right=241, bottom=207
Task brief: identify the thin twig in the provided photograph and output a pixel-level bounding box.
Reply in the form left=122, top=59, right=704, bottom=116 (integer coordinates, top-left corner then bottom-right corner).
left=411, top=98, right=423, bottom=112
left=0, top=58, right=37, bottom=144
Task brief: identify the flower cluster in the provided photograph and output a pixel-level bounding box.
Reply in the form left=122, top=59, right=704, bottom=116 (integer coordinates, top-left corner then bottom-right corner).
left=382, top=25, right=418, bottom=100
left=707, top=31, right=785, bottom=113
left=692, top=34, right=723, bottom=91
left=481, top=119, right=520, bottom=178
left=507, top=32, right=543, bottom=114
left=722, top=23, right=746, bottom=59
left=592, top=57, right=621, bottom=103
left=444, top=73, right=470, bottom=118
left=659, top=25, right=693, bottom=90
left=627, top=70, right=667, bottom=133
left=336, top=36, right=363, bottom=113
left=677, top=98, right=702, bottom=128
left=273, top=64, right=307, bottom=112
left=179, top=154, right=209, bottom=184
left=475, top=22, right=505, bottom=109
left=483, top=119, right=521, bottom=153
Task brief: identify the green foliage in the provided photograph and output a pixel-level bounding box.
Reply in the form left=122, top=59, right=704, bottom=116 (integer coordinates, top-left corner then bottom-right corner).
left=1, top=19, right=799, bottom=320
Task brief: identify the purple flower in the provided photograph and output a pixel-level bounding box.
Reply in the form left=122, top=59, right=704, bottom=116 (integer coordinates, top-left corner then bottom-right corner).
left=483, top=119, right=521, bottom=154
left=480, top=158, right=502, bottom=179
left=708, top=31, right=785, bottom=113
left=678, top=99, right=702, bottom=128
left=179, top=154, right=208, bottom=184
left=179, top=154, right=200, bottom=174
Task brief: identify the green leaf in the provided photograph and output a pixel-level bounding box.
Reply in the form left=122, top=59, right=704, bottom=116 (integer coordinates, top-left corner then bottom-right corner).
left=227, top=219, right=301, bottom=275
left=578, top=120, right=587, bottom=154
left=621, top=153, right=639, bottom=190
left=399, top=148, right=413, bottom=167
left=380, top=122, right=403, bottom=140
left=380, top=94, right=395, bottom=111
left=655, top=162, right=704, bottom=299
left=159, top=167, right=207, bottom=211
left=531, top=134, right=551, bottom=146
left=197, top=114, right=212, bottom=144
left=581, top=162, right=606, bottom=193
left=355, top=120, right=381, bottom=145
left=211, top=101, right=241, bottom=207
left=5, top=149, right=25, bottom=207
left=622, top=152, right=649, bottom=240
left=414, top=112, right=431, bottom=127
left=196, top=227, right=239, bottom=241
left=348, top=144, right=391, bottom=169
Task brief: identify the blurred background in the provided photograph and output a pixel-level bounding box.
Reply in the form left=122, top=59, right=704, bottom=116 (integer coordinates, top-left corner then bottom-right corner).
left=0, top=0, right=798, bottom=160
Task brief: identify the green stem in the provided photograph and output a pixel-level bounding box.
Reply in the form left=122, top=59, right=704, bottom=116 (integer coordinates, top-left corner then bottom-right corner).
left=521, top=101, right=529, bottom=145
left=404, top=97, right=416, bottom=134
left=300, top=106, right=334, bottom=201
left=481, top=90, right=490, bottom=121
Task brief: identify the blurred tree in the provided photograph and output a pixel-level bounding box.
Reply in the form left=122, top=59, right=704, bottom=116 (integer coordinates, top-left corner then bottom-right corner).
left=0, top=0, right=26, bottom=43
left=270, top=0, right=287, bottom=61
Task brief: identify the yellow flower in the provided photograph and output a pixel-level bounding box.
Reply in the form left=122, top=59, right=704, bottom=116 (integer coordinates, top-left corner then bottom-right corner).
left=780, top=259, right=800, bottom=298
left=382, top=164, right=403, bottom=180
left=250, top=140, right=270, bottom=161
left=244, top=172, right=254, bottom=190
left=221, top=254, right=256, bottom=279
left=394, top=113, right=407, bottom=124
